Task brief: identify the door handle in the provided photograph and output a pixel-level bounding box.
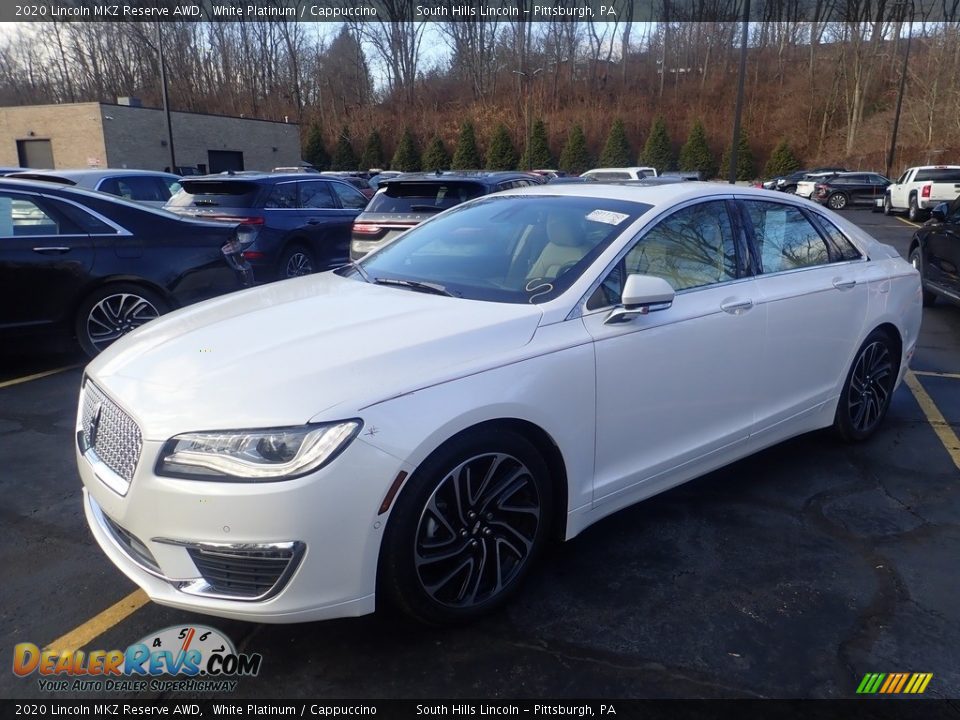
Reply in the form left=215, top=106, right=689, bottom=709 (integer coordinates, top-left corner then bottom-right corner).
left=720, top=299, right=753, bottom=315
left=832, top=278, right=857, bottom=290
left=32, top=246, right=71, bottom=254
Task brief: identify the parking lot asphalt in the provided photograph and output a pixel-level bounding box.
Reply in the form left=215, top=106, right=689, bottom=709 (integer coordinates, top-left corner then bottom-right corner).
left=2, top=209, right=958, bottom=701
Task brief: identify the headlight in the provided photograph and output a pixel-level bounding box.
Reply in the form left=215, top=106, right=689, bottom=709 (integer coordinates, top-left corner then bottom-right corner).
left=156, top=421, right=361, bottom=481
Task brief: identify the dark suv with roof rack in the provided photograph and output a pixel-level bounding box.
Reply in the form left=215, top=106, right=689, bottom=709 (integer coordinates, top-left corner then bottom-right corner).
left=166, top=172, right=369, bottom=281
left=349, top=171, right=543, bottom=260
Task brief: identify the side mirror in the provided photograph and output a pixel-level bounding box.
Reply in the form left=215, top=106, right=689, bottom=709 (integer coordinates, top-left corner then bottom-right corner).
left=605, top=274, right=675, bottom=325
left=931, top=202, right=949, bottom=223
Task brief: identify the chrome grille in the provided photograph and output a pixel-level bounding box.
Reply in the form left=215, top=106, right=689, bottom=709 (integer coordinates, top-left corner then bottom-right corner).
left=80, top=381, right=142, bottom=485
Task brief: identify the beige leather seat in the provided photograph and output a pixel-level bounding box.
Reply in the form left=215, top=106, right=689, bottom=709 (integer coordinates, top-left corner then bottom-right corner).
left=528, top=211, right=591, bottom=280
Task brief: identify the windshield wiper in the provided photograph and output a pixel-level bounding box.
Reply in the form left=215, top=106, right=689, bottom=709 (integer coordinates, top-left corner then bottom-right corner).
left=372, top=278, right=456, bottom=297
left=344, top=260, right=372, bottom=283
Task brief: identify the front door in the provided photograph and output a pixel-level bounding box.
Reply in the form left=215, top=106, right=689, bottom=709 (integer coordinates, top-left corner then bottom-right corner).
left=582, top=199, right=765, bottom=506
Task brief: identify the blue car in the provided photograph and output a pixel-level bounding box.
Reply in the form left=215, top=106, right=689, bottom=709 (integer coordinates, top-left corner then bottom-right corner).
left=166, top=172, right=369, bottom=281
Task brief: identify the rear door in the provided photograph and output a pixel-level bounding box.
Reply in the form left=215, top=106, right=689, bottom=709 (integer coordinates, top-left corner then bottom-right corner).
left=0, top=189, right=94, bottom=334
left=297, top=180, right=356, bottom=270
left=739, top=198, right=870, bottom=431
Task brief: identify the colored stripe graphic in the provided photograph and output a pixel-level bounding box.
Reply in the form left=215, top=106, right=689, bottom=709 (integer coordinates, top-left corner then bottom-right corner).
left=857, top=673, right=932, bottom=694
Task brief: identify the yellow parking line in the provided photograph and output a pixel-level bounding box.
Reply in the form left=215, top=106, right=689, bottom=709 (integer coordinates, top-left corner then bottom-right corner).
left=912, top=370, right=960, bottom=380
left=896, top=217, right=921, bottom=228
left=0, top=364, right=81, bottom=389
left=904, top=371, right=960, bottom=471
left=44, top=590, right=149, bottom=654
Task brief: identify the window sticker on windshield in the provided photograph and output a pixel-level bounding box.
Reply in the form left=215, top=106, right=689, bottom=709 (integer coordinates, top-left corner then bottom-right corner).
left=586, top=209, right=629, bottom=226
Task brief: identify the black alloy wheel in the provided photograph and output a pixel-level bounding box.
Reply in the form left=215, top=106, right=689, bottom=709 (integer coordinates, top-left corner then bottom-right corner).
left=76, top=283, right=168, bottom=357
left=834, top=329, right=898, bottom=442
left=379, top=428, right=552, bottom=625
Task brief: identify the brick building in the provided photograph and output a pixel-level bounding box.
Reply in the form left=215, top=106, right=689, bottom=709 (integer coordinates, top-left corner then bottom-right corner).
left=0, top=99, right=301, bottom=173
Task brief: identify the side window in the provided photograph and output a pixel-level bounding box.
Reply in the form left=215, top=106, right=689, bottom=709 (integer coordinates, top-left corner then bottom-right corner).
left=896, top=172, right=908, bottom=184
left=744, top=201, right=830, bottom=273
left=815, top=216, right=863, bottom=261
left=299, top=181, right=336, bottom=209
left=329, top=181, right=368, bottom=210
left=53, top=200, right=117, bottom=235
left=265, top=182, right=298, bottom=209
left=0, top=192, right=61, bottom=236
left=622, top=200, right=738, bottom=292
left=111, top=176, right=170, bottom=202
left=947, top=200, right=960, bottom=223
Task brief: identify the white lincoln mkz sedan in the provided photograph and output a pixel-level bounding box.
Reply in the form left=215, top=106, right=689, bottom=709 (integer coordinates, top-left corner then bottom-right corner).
left=77, top=184, right=921, bottom=625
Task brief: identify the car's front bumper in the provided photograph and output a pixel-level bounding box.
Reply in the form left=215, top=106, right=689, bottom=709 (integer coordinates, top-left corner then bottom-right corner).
left=78, top=431, right=410, bottom=623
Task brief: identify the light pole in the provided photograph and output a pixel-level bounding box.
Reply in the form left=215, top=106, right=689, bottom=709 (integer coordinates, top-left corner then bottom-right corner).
left=513, top=68, right=544, bottom=170
left=156, top=23, right=176, bottom=173
left=728, top=0, right=750, bottom=184
left=885, top=0, right=914, bottom=179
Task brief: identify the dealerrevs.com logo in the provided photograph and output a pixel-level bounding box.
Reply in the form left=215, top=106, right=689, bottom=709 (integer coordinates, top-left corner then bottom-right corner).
left=13, top=625, right=262, bottom=693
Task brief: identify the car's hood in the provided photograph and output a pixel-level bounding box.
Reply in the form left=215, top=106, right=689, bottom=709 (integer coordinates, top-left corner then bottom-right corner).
left=86, top=273, right=543, bottom=440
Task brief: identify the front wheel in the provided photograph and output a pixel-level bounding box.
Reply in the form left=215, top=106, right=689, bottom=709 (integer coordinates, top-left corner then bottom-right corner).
left=379, top=428, right=553, bottom=625
left=833, top=330, right=899, bottom=442
left=909, top=247, right=938, bottom=307
left=883, top=194, right=894, bottom=216
left=75, top=284, right=169, bottom=357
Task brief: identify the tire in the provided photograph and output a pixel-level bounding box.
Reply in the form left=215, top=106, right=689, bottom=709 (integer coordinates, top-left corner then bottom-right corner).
left=833, top=329, right=899, bottom=442
left=909, top=247, right=938, bottom=307
left=908, top=195, right=927, bottom=223
left=883, top=194, right=894, bottom=216
left=279, top=244, right=316, bottom=279
left=75, top=283, right=169, bottom=357
left=827, top=192, right=848, bottom=210
left=379, top=428, right=554, bottom=625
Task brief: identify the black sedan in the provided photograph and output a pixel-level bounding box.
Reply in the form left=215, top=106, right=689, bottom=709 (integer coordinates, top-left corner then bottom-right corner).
left=909, top=197, right=960, bottom=307
left=0, top=178, right=252, bottom=356
left=811, top=172, right=891, bottom=210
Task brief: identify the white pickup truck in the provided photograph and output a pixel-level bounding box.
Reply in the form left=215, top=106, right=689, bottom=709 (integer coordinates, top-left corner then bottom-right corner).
left=883, top=165, right=960, bottom=221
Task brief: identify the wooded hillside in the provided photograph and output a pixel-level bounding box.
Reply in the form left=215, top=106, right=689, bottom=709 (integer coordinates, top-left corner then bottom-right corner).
left=2, top=17, right=958, bottom=177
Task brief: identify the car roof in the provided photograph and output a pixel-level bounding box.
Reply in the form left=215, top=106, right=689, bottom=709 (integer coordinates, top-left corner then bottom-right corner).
left=380, top=171, right=537, bottom=184
left=583, top=167, right=649, bottom=173
left=8, top=168, right=181, bottom=182
left=183, top=172, right=320, bottom=183
left=493, top=180, right=824, bottom=206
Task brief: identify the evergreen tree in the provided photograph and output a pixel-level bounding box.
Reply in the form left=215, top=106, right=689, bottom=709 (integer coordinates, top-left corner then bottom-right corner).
left=764, top=139, right=802, bottom=178
left=422, top=136, right=450, bottom=172
left=451, top=121, right=483, bottom=170
left=331, top=127, right=357, bottom=171
left=486, top=123, right=518, bottom=170
left=641, top=116, right=673, bottom=171
left=678, top=120, right=718, bottom=179
left=302, top=122, right=329, bottom=170
left=721, top=127, right=756, bottom=181
left=360, top=130, right=386, bottom=170
left=599, top=118, right=633, bottom=167
left=391, top=128, right=421, bottom=172
left=558, top=125, right=591, bottom=175
left=519, top=119, right=554, bottom=170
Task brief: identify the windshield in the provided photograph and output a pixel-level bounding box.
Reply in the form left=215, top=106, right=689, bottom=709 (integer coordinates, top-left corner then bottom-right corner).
left=346, top=195, right=650, bottom=304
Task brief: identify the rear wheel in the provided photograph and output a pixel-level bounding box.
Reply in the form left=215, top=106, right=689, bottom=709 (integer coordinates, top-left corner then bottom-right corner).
left=908, top=195, right=927, bottom=223
left=379, top=428, right=553, bottom=625
left=833, top=329, right=898, bottom=442
left=75, top=283, right=169, bottom=357
left=909, top=247, right=938, bottom=307
left=827, top=192, right=849, bottom=210
left=279, top=244, right=315, bottom=278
